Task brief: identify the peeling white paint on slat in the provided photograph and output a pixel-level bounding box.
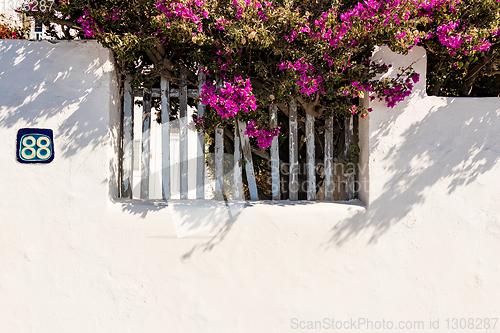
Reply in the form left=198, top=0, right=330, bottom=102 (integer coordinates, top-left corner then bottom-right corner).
left=141, top=88, right=152, bottom=199
left=121, top=76, right=134, bottom=199
left=233, top=125, right=244, bottom=200
left=196, top=70, right=206, bottom=199
left=344, top=114, right=355, bottom=200
left=306, top=112, right=316, bottom=201
left=160, top=77, right=170, bottom=200
left=179, top=74, right=188, bottom=199
left=358, top=90, right=369, bottom=205
left=213, top=78, right=225, bottom=200
left=215, top=126, right=224, bottom=200
left=324, top=117, right=334, bottom=201
left=237, top=120, right=259, bottom=201
left=289, top=99, right=298, bottom=201
left=270, top=104, right=280, bottom=200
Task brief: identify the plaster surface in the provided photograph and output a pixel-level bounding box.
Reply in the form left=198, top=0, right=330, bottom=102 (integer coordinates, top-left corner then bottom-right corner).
left=0, top=41, right=499, bottom=332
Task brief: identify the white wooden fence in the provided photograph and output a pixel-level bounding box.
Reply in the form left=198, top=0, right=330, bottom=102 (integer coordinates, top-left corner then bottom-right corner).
left=119, top=74, right=356, bottom=201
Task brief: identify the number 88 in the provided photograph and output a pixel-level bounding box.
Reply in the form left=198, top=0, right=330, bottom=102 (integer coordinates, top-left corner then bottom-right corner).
left=21, top=135, right=51, bottom=160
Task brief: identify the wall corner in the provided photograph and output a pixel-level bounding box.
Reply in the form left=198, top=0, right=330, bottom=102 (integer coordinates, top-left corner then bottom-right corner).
left=107, top=50, right=122, bottom=201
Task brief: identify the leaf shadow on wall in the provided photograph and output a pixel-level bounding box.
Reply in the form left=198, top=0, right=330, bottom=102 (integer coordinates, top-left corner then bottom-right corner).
left=324, top=95, right=500, bottom=247
left=0, top=40, right=113, bottom=159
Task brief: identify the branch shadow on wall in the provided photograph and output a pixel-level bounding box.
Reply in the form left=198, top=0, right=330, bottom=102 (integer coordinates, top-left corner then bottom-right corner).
left=324, top=96, right=500, bottom=247
left=0, top=40, right=113, bottom=159
left=178, top=198, right=328, bottom=259
left=179, top=201, right=240, bottom=261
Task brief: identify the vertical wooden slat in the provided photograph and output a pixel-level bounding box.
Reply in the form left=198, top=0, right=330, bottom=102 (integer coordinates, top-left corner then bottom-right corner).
left=196, top=69, right=206, bottom=199
left=289, top=99, right=299, bottom=201
left=237, top=120, right=259, bottom=200
left=233, top=125, right=244, bottom=200
left=179, top=74, right=188, bottom=199
left=270, top=104, right=280, bottom=200
left=141, top=88, right=152, bottom=199
left=215, top=126, right=224, bottom=200
left=357, top=90, right=368, bottom=205
left=213, top=78, right=224, bottom=201
left=345, top=114, right=355, bottom=200
left=121, top=76, right=134, bottom=199
left=324, top=117, right=334, bottom=201
left=160, top=77, right=170, bottom=200
left=306, top=112, right=316, bottom=201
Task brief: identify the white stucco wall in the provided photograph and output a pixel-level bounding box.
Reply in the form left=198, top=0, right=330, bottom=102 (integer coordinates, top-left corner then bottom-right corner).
left=0, top=40, right=500, bottom=332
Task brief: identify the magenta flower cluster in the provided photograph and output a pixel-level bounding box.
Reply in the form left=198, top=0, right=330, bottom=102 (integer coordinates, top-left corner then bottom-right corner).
left=309, top=1, right=404, bottom=49
left=156, top=0, right=208, bottom=32
left=284, top=0, right=493, bottom=59
left=156, top=0, right=270, bottom=33
left=377, top=72, right=420, bottom=108
left=216, top=18, right=230, bottom=30
left=200, top=75, right=258, bottom=119
left=382, top=84, right=412, bottom=108
left=244, top=120, right=280, bottom=148
left=200, top=75, right=280, bottom=148
left=77, top=9, right=100, bottom=37
left=436, top=21, right=464, bottom=53
left=279, top=58, right=325, bottom=95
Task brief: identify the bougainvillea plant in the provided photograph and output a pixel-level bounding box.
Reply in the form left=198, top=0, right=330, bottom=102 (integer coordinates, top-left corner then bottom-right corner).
left=18, top=0, right=500, bottom=199
left=21, top=0, right=500, bottom=148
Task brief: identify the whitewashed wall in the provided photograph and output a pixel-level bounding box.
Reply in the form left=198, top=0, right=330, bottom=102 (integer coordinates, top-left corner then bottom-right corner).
left=0, top=40, right=500, bottom=332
